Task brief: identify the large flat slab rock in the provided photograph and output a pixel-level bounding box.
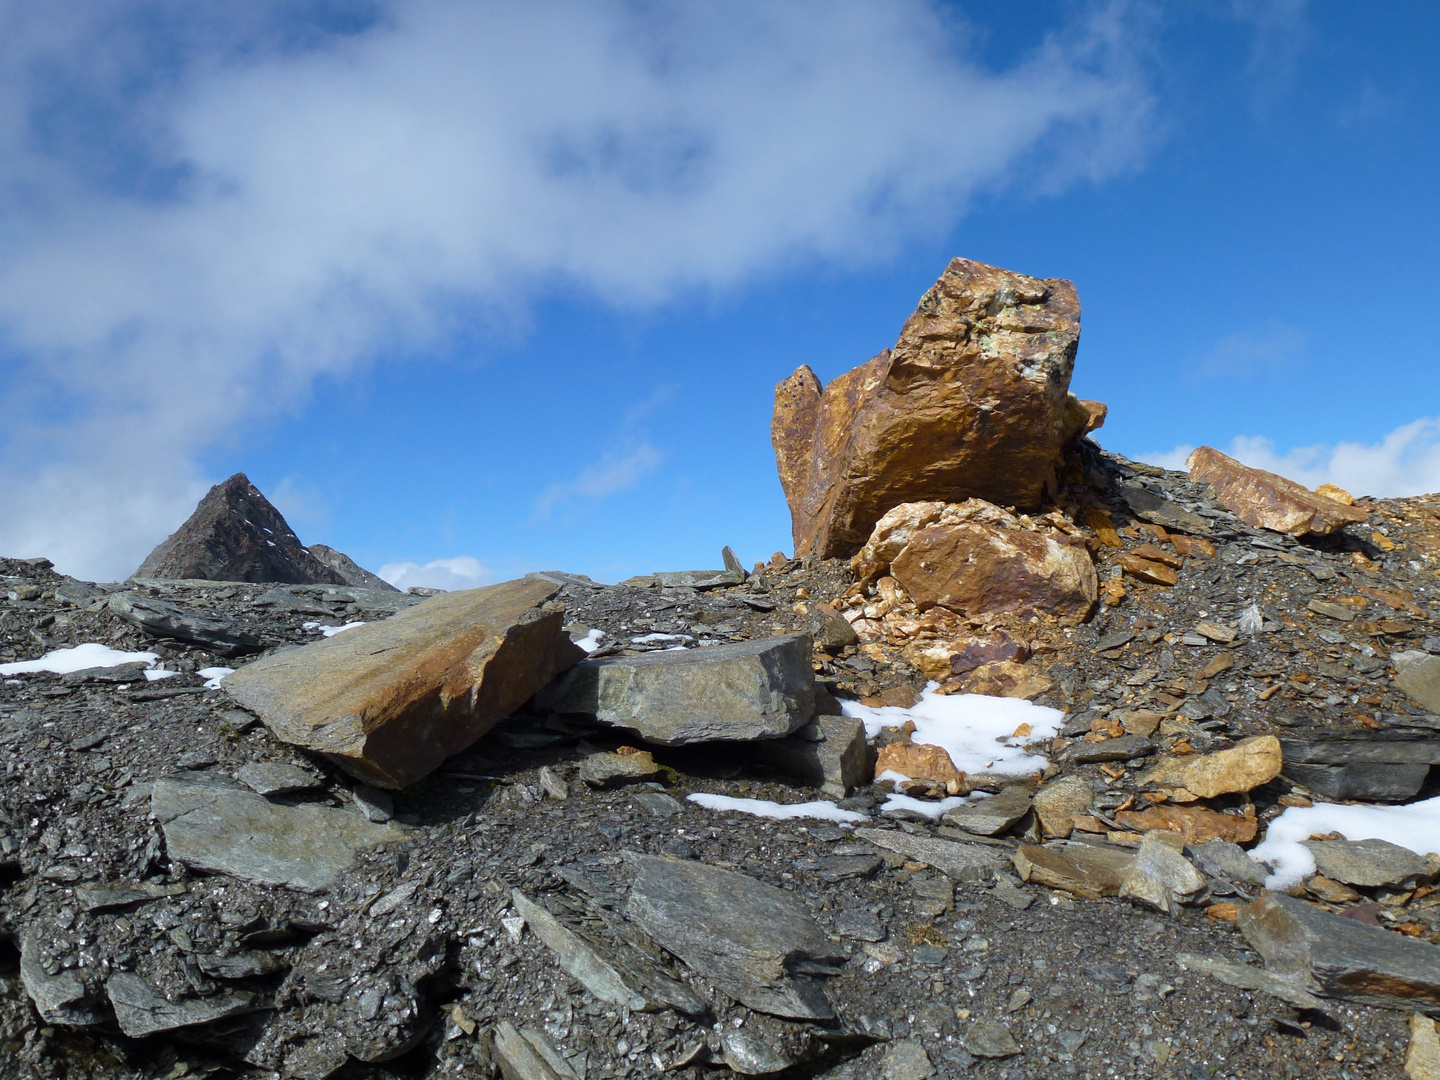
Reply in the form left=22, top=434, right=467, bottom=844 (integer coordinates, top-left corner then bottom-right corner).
left=106, top=973, right=259, bottom=1038
left=1186, top=446, right=1369, bottom=537
left=855, top=827, right=1004, bottom=882
left=772, top=257, right=1089, bottom=559
left=152, top=772, right=405, bottom=892
left=1239, top=890, right=1440, bottom=1016
left=225, top=577, right=583, bottom=787
left=534, top=634, right=814, bottom=745
left=751, top=714, right=868, bottom=798
left=1282, top=728, right=1440, bottom=802
left=621, top=853, right=845, bottom=1020
left=109, top=591, right=265, bottom=656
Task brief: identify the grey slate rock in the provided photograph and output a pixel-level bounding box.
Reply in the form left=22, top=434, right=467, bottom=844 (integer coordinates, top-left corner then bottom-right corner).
left=152, top=772, right=405, bottom=892
left=1119, top=832, right=1209, bottom=915
left=1239, top=891, right=1440, bottom=1015
left=1176, top=953, right=1328, bottom=1013
left=854, top=827, right=1004, bottom=882
left=751, top=714, right=867, bottom=798
left=493, top=1020, right=580, bottom=1080
left=834, top=907, right=885, bottom=942
left=1301, top=838, right=1436, bottom=890
left=235, top=761, right=324, bottom=796
left=536, top=633, right=815, bottom=745
left=622, top=852, right=845, bottom=1020
left=61, top=661, right=151, bottom=685
left=1281, top=731, right=1440, bottom=802
left=105, top=972, right=258, bottom=1037
left=1065, top=734, right=1157, bottom=764
left=880, top=1039, right=935, bottom=1079
left=19, top=926, right=105, bottom=1027
left=1117, top=481, right=1212, bottom=535
left=510, top=889, right=648, bottom=1011
left=793, top=854, right=883, bottom=882
left=1395, top=650, right=1440, bottom=714
left=942, top=786, right=1033, bottom=836
left=962, top=1020, right=1021, bottom=1058
left=109, top=591, right=265, bottom=656
left=306, top=544, right=400, bottom=592
left=1188, top=839, right=1269, bottom=888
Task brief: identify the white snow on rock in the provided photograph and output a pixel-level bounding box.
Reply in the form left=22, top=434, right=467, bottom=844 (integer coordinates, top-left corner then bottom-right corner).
left=198, top=667, right=235, bottom=690
left=0, top=643, right=158, bottom=676
left=841, top=682, right=1063, bottom=777
left=686, top=793, right=867, bottom=824
left=143, top=669, right=178, bottom=681
left=1250, top=795, right=1440, bottom=889
left=574, top=629, right=605, bottom=653
left=878, top=792, right=968, bottom=819
left=302, top=621, right=366, bottom=637
left=631, top=633, right=692, bottom=644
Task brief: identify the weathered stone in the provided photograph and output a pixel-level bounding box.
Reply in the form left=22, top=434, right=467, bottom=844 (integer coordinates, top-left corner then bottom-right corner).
left=752, top=715, right=868, bottom=798
left=1119, top=832, right=1209, bottom=915
left=1281, top=730, right=1440, bottom=802
left=773, top=257, right=1088, bottom=559
left=1306, top=875, right=1362, bottom=904
left=106, top=972, right=258, bottom=1038
left=1116, top=481, right=1213, bottom=535
left=951, top=659, right=1054, bottom=700
left=881, top=1039, right=935, bottom=1079
left=61, top=660, right=151, bottom=685
left=1187, top=840, right=1270, bottom=889
left=1176, top=953, right=1329, bottom=1012
left=135, top=472, right=353, bottom=584
left=1138, top=736, right=1282, bottom=801
left=195, top=951, right=291, bottom=980
left=1395, top=651, right=1440, bottom=714
left=493, top=1020, right=580, bottom=1080
left=577, top=746, right=663, bottom=788
left=1186, top=447, right=1370, bottom=537
left=225, top=577, right=582, bottom=788
left=1013, top=842, right=1134, bottom=898
left=1239, top=891, right=1440, bottom=1015
left=18, top=925, right=105, bottom=1027
left=109, top=591, right=265, bottom=656
left=622, top=853, right=845, bottom=1020
left=306, top=544, right=400, bottom=592
left=855, top=828, right=1004, bottom=882
left=875, top=742, right=967, bottom=794
left=535, top=634, right=814, bottom=745
left=510, top=889, right=649, bottom=1011
left=1309, top=599, right=1356, bottom=622
left=235, top=761, right=324, bottom=796
left=75, top=882, right=186, bottom=912
left=152, top=772, right=404, bottom=892
left=793, top=854, right=884, bottom=883
left=886, top=512, right=1096, bottom=627
left=1302, top=838, right=1436, bottom=890
left=1066, top=734, right=1157, bottom=764
left=942, top=786, right=1033, bottom=837
left=1116, top=804, right=1258, bottom=845
left=961, top=1020, right=1021, bottom=1059
left=1032, top=776, right=1093, bottom=838
left=1410, top=1013, right=1440, bottom=1080
left=1117, top=553, right=1178, bottom=587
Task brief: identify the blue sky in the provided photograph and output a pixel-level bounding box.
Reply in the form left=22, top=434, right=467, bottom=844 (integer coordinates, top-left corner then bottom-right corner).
left=1, top=1, right=1437, bottom=586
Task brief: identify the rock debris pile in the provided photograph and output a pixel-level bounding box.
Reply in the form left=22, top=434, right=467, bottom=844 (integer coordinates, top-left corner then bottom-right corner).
left=2, top=256, right=1439, bottom=1080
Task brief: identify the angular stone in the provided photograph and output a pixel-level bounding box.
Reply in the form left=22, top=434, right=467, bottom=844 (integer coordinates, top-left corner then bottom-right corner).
left=1013, top=842, right=1135, bottom=898
left=1239, top=891, right=1440, bottom=1015
left=752, top=715, right=868, bottom=798
left=1281, top=730, right=1440, bottom=802
left=61, top=660, right=152, bottom=686
left=1170, top=534, right=1216, bottom=559
left=855, top=828, right=1004, bottom=882
left=225, top=577, right=582, bottom=788
left=961, top=1020, right=1021, bottom=1059
left=535, top=633, right=813, bottom=745
left=152, top=772, right=405, bottom=892
left=875, top=741, right=967, bottom=793
left=773, top=258, right=1088, bottom=559
left=793, top=854, right=884, bottom=883
left=1117, top=553, right=1178, bottom=587
left=1138, top=736, right=1282, bottom=801
left=1395, top=651, right=1440, bottom=714
left=109, top=591, right=265, bottom=656
left=885, top=508, right=1096, bottom=627
left=1186, top=447, right=1370, bottom=537
left=622, top=853, right=845, bottom=1020
left=1176, top=953, right=1329, bottom=1012
left=1309, top=599, right=1356, bottom=622
left=1188, top=840, right=1269, bottom=888
left=1066, top=734, right=1157, bottom=764
left=1116, top=804, right=1258, bottom=845
left=881, top=1039, right=935, bottom=1079
left=19, top=925, right=105, bottom=1027
left=106, top=973, right=258, bottom=1038
left=1032, top=776, right=1094, bottom=838
left=1117, top=481, right=1213, bottom=535
left=1410, top=1013, right=1440, bottom=1080
left=306, top=543, right=399, bottom=592
left=135, top=472, right=351, bottom=584
left=493, top=1020, right=580, bottom=1080
left=942, top=786, right=1033, bottom=837
left=510, top=890, right=651, bottom=1012
left=1302, top=839, right=1436, bottom=890
left=577, top=747, right=662, bottom=789
left=235, top=761, right=324, bottom=796
left=1119, top=832, right=1209, bottom=915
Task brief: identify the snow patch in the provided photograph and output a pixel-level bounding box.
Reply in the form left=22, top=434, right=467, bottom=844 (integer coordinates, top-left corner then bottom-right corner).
left=574, top=629, right=605, bottom=653
left=143, top=669, right=178, bottom=681
left=878, top=792, right=967, bottom=820
left=0, top=643, right=158, bottom=676
left=632, top=633, right=691, bottom=644
left=686, top=793, right=867, bottom=824
left=1250, top=795, right=1440, bottom=889
left=303, top=621, right=365, bottom=637
left=198, top=667, right=235, bottom=690
left=841, top=682, right=1063, bottom=777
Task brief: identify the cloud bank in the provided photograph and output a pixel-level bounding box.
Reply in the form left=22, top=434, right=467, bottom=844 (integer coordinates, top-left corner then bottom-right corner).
left=0, top=0, right=1156, bottom=580
left=1148, top=417, right=1440, bottom=499
left=379, top=556, right=495, bottom=593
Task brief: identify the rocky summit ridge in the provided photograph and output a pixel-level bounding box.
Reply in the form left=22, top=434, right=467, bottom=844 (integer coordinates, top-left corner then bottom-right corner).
left=2, top=256, right=1440, bottom=1080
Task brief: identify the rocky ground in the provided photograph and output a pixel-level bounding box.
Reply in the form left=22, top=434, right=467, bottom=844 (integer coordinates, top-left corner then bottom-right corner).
left=2, top=445, right=1440, bottom=1080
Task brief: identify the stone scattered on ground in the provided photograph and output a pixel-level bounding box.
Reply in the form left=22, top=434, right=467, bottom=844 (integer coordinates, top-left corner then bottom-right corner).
left=1186, top=446, right=1371, bottom=537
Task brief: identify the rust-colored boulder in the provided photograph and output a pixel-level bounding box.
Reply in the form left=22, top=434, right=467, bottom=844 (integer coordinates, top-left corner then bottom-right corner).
left=773, top=257, right=1089, bottom=559
left=1186, top=446, right=1370, bottom=537
left=224, top=577, right=583, bottom=789
left=875, top=742, right=968, bottom=795
left=1115, top=804, right=1258, bottom=845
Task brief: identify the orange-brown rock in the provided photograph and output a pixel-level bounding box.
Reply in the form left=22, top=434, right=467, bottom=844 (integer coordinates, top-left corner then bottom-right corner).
left=1130, top=543, right=1183, bottom=568
left=875, top=742, right=968, bottom=795
left=948, top=660, right=1053, bottom=700
left=772, top=257, right=1088, bottom=559
left=1117, top=552, right=1178, bottom=586
left=1084, top=505, right=1122, bottom=548
left=1115, top=804, right=1258, bottom=845
left=224, top=577, right=583, bottom=788
left=887, top=517, right=1096, bottom=627
left=1170, top=534, right=1216, bottom=559
left=1186, top=446, right=1370, bottom=537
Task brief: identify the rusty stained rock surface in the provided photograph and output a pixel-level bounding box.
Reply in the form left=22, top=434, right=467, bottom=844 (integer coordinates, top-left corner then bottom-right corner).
left=772, top=257, right=1091, bottom=559
left=224, top=577, right=583, bottom=788
left=1186, top=446, right=1371, bottom=537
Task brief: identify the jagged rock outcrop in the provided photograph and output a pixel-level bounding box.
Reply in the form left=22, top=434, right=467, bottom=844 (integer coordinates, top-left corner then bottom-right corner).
left=1185, top=447, right=1370, bottom=537
left=134, top=473, right=375, bottom=586
left=307, top=543, right=399, bottom=592
left=772, top=257, right=1094, bottom=559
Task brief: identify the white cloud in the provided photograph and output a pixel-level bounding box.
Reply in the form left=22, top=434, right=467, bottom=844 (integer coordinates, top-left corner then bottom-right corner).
left=379, top=556, right=495, bottom=592
left=1145, top=416, right=1440, bottom=499
left=1198, top=321, right=1304, bottom=379
left=0, top=0, right=1157, bottom=580
left=532, top=443, right=664, bottom=522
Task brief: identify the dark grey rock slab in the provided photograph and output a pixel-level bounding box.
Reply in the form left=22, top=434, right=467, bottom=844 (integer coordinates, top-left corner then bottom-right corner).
left=854, top=828, right=1004, bottom=882
left=1301, top=838, right=1436, bottom=889
left=1187, top=839, right=1268, bottom=888
left=196, top=951, right=291, bottom=980
left=1281, top=731, right=1440, bottom=801
left=492, top=1020, right=580, bottom=1080
left=18, top=926, right=105, bottom=1027
left=880, top=1038, right=935, bottom=1079
left=833, top=907, right=885, bottom=942
left=61, top=661, right=151, bottom=686
left=106, top=972, right=258, bottom=1037
left=1176, top=953, right=1328, bottom=1012
left=75, top=881, right=186, bottom=912
left=793, top=855, right=883, bottom=883
left=1239, top=891, right=1440, bottom=1015
left=536, top=634, right=815, bottom=745
left=1395, top=650, right=1440, bottom=713
left=962, top=1020, right=1021, bottom=1058
left=1065, top=734, right=1157, bottom=764
left=109, top=592, right=265, bottom=656
left=622, top=853, right=844, bottom=1020
left=942, top=786, right=1033, bottom=836
left=152, top=772, right=405, bottom=892
left=1117, top=482, right=1212, bottom=535
left=235, top=761, right=324, bottom=796
left=751, top=714, right=867, bottom=798
left=511, top=889, right=649, bottom=1011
